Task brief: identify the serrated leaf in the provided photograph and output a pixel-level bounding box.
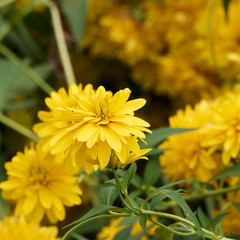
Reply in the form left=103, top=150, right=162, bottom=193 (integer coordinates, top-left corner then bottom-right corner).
left=139, top=127, right=196, bottom=149
left=143, top=158, right=161, bottom=185
left=211, top=163, right=240, bottom=180
left=122, top=162, right=137, bottom=191
left=139, top=216, right=147, bottom=232
left=60, top=0, right=87, bottom=49
left=154, top=226, right=173, bottom=240
left=164, top=189, right=204, bottom=238
left=197, top=207, right=211, bottom=230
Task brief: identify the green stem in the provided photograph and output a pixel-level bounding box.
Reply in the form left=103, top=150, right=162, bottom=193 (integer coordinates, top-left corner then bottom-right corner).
left=0, top=0, right=38, bottom=42
left=0, top=44, right=54, bottom=95
left=208, top=0, right=233, bottom=85
left=41, top=0, right=76, bottom=86
left=150, top=217, right=197, bottom=237
left=141, top=209, right=216, bottom=239
left=62, top=214, right=130, bottom=240
left=0, top=0, right=17, bottom=8
left=0, top=112, right=39, bottom=142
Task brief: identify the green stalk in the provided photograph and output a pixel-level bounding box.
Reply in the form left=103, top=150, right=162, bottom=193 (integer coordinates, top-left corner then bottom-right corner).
left=141, top=209, right=216, bottom=239
left=0, top=112, right=39, bottom=142
left=150, top=217, right=197, bottom=237
left=0, top=44, right=54, bottom=95
left=0, top=0, right=17, bottom=8
left=41, top=0, right=76, bottom=86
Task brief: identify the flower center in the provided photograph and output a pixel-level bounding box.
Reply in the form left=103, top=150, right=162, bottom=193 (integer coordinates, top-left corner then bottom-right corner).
left=29, top=165, right=48, bottom=185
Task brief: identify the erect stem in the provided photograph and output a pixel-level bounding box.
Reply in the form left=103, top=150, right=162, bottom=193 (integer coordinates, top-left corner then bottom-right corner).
left=41, top=0, right=77, bottom=86
left=0, top=112, right=39, bottom=142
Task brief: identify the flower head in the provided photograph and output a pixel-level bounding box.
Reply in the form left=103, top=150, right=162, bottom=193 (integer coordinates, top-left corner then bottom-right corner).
left=0, top=216, right=60, bottom=240
left=159, top=100, right=221, bottom=182
left=33, top=84, right=151, bottom=172
left=201, top=92, right=240, bottom=165
left=0, top=144, right=82, bottom=223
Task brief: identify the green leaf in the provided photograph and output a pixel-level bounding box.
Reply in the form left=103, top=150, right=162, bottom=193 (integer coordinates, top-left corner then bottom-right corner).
left=146, top=148, right=167, bottom=157
left=60, top=0, right=87, bottom=49
left=211, top=163, right=240, bottom=180
left=114, top=225, right=132, bottom=240
left=154, top=226, right=173, bottom=240
left=99, top=182, right=118, bottom=205
left=0, top=59, right=51, bottom=111
left=143, top=158, right=161, bottom=185
left=145, top=178, right=195, bottom=202
left=150, top=195, right=168, bottom=210
left=122, top=162, right=137, bottom=191
left=139, top=127, right=196, bottom=149
left=212, top=212, right=229, bottom=228
left=164, top=189, right=204, bottom=238
left=139, top=216, right=147, bottom=232
left=197, top=207, right=211, bottom=230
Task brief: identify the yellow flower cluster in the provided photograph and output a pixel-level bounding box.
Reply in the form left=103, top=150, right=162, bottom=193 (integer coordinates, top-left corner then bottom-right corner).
left=159, top=86, right=240, bottom=182
left=0, top=216, right=60, bottom=240
left=0, top=144, right=82, bottom=223
left=84, top=0, right=240, bottom=104
left=33, top=83, right=151, bottom=173
left=97, top=217, right=157, bottom=240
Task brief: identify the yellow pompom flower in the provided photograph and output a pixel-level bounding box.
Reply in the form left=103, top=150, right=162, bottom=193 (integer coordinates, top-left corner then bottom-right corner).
left=0, top=216, right=60, bottom=240
left=159, top=100, right=221, bottom=182
left=201, top=92, right=240, bottom=165
left=33, top=84, right=151, bottom=172
left=0, top=145, right=82, bottom=223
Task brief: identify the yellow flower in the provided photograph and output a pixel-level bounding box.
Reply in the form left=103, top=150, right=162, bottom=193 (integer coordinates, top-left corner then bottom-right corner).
left=159, top=100, right=221, bottom=182
left=0, top=215, right=60, bottom=240
left=0, top=144, right=82, bottom=223
left=111, top=136, right=151, bottom=168
left=97, top=217, right=157, bottom=240
left=97, top=217, right=126, bottom=240
left=33, top=84, right=151, bottom=173
left=201, top=92, right=240, bottom=165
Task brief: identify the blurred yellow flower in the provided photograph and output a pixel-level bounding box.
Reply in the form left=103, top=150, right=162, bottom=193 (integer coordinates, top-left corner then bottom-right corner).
left=97, top=217, right=157, bottom=240
left=0, top=144, right=82, bottom=223
left=0, top=216, right=60, bottom=240
left=201, top=92, right=240, bottom=165
left=159, top=100, right=221, bottom=182
left=34, top=84, right=151, bottom=172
